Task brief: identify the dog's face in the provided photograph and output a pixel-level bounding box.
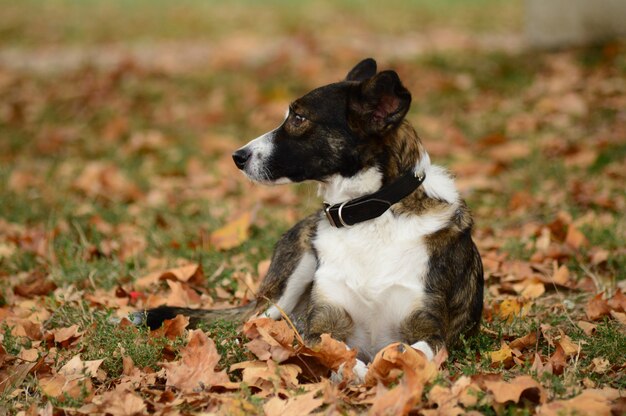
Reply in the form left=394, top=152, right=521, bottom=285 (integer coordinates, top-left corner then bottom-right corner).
left=233, top=58, right=412, bottom=184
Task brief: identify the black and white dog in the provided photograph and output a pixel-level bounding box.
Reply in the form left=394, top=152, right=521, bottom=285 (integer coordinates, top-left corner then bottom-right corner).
left=147, top=58, right=484, bottom=379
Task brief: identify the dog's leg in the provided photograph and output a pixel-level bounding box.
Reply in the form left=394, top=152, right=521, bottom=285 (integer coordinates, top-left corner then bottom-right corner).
left=306, top=298, right=368, bottom=383
left=256, top=214, right=319, bottom=319
left=398, top=308, right=446, bottom=361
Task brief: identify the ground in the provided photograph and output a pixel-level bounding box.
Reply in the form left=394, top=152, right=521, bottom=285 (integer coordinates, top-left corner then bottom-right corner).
left=1, top=1, right=625, bottom=415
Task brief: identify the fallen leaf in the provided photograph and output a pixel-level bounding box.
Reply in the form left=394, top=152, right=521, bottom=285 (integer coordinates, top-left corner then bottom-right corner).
left=489, top=342, right=513, bottom=365
left=263, top=386, right=324, bottom=416
left=368, top=343, right=437, bottom=416
left=243, top=318, right=296, bottom=363
left=484, top=375, right=546, bottom=404
left=230, top=360, right=301, bottom=391
left=162, top=329, right=236, bottom=392
left=135, top=263, right=205, bottom=288
left=366, top=342, right=437, bottom=387
left=586, top=293, right=611, bottom=320
left=556, top=331, right=580, bottom=358
left=591, top=357, right=610, bottom=374
left=577, top=321, right=597, bottom=336
left=552, top=264, right=570, bottom=286
left=565, top=224, right=588, bottom=249
left=537, top=389, right=613, bottom=416
left=210, top=211, right=253, bottom=251
left=13, top=273, right=57, bottom=298
left=150, top=314, right=189, bottom=340
left=510, top=331, right=538, bottom=350
left=607, top=289, right=626, bottom=312
left=80, top=388, right=146, bottom=416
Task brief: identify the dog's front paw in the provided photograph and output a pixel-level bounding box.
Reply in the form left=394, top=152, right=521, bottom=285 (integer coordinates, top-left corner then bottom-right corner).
left=330, top=358, right=368, bottom=384
left=410, top=340, right=434, bottom=361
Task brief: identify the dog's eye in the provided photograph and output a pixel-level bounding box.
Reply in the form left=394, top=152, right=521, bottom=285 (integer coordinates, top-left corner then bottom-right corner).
left=291, top=113, right=306, bottom=127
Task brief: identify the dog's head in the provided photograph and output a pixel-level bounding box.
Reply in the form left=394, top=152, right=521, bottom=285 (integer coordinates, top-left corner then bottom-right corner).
left=232, top=58, right=413, bottom=184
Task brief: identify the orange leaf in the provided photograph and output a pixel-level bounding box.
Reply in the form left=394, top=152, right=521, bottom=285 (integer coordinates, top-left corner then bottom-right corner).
left=510, top=331, right=538, bottom=350
left=368, top=343, right=437, bottom=415
left=586, top=293, right=611, bottom=321
left=210, top=211, right=253, bottom=251
left=607, top=289, right=626, bottom=312
left=565, top=224, right=588, bottom=249
left=162, top=329, right=236, bottom=392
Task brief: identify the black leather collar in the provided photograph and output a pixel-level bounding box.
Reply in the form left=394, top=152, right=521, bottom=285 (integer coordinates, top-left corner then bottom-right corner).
left=323, top=169, right=426, bottom=228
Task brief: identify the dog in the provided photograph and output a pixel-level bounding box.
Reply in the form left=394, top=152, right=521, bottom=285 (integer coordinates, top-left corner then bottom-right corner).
left=146, top=58, right=484, bottom=376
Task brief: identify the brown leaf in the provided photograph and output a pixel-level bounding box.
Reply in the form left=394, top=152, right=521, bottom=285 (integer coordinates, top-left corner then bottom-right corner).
left=549, top=344, right=567, bottom=375
left=556, top=331, right=580, bottom=358
left=366, top=342, right=437, bottom=387
left=243, top=317, right=296, bottom=363
left=263, top=387, right=324, bottom=416
left=586, top=293, right=611, bottom=320
left=230, top=360, right=301, bottom=391
left=607, top=289, right=626, bottom=312
left=577, top=321, right=597, bottom=336
left=537, top=389, right=613, bottom=416
left=484, top=375, right=546, bottom=404
left=150, top=314, right=189, bottom=340
left=13, top=273, right=57, bottom=298
left=565, top=224, right=588, bottom=249
left=304, top=333, right=357, bottom=372
left=162, top=329, right=236, bottom=392
left=552, top=264, right=571, bottom=286
left=210, top=211, right=253, bottom=251
left=80, top=389, right=146, bottom=416
left=510, top=331, right=538, bottom=350
left=135, top=263, right=205, bottom=288
left=368, top=344, right=438, bottom=416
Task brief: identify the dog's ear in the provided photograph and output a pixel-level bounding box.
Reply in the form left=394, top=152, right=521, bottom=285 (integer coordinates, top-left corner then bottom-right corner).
left=346, top=58, right=377, bottom=82
left=349, top=70, right=411, bottom=135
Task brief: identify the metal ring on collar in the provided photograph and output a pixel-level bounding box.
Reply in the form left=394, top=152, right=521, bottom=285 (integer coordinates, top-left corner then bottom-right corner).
left=337, top=201, right=352, bottom=228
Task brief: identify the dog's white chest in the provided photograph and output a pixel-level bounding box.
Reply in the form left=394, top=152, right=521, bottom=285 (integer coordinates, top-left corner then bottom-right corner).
left=313, top=211, right=436, bottom=360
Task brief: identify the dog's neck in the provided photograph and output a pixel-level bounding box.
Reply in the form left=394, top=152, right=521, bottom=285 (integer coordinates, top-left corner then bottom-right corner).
left=319, top=167, right=384, bottom=205
left=319, top=122, right=430, bottom=205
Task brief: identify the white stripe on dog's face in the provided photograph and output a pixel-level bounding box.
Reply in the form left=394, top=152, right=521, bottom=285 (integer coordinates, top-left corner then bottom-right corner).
left=236, top=129, right=292, bottom=185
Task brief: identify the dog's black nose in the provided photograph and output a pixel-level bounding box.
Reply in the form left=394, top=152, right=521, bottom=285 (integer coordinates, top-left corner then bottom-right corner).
left=232, top=148, right=251, bottom=170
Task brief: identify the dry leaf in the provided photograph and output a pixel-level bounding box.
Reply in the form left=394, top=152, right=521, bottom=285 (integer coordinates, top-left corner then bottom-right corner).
left=577, top=321, right=597, bottom=336
left=586, top=293, right=611, bottom=320
left=537, top=389, right=613, bottom=416
left=150, top=314, right=189, bottom=340
left=607, top=289, right=626, bottom=312
left=230, top=360, right=301, bottom=391
left=565, top=224, right=588, bottom=249
left=243, top=318, right=296, bottom=363
left=80, top=388, right=146, bottom=416
left=263, top=386, right=324, bottom=416
left=489, top=342, right=513, bottom=364
left=510, top=331, right=538, bottom=350
left=135, top=263, right=205, bottom=288
left=210, top=211, right=253, bottom=250
left=484, top=375, right=546, bottom=404
left=162, top=329, right=236, bottom=392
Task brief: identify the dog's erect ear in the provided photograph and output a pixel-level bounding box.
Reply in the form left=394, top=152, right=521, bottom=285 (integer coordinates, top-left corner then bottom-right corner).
left=349, top=70, right=411, bottom=135
left=346, top=58, right=377, bottom=82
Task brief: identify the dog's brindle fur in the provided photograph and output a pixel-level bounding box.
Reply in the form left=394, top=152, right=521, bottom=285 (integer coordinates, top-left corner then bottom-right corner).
left=146, top=59, right=483, bottom=364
